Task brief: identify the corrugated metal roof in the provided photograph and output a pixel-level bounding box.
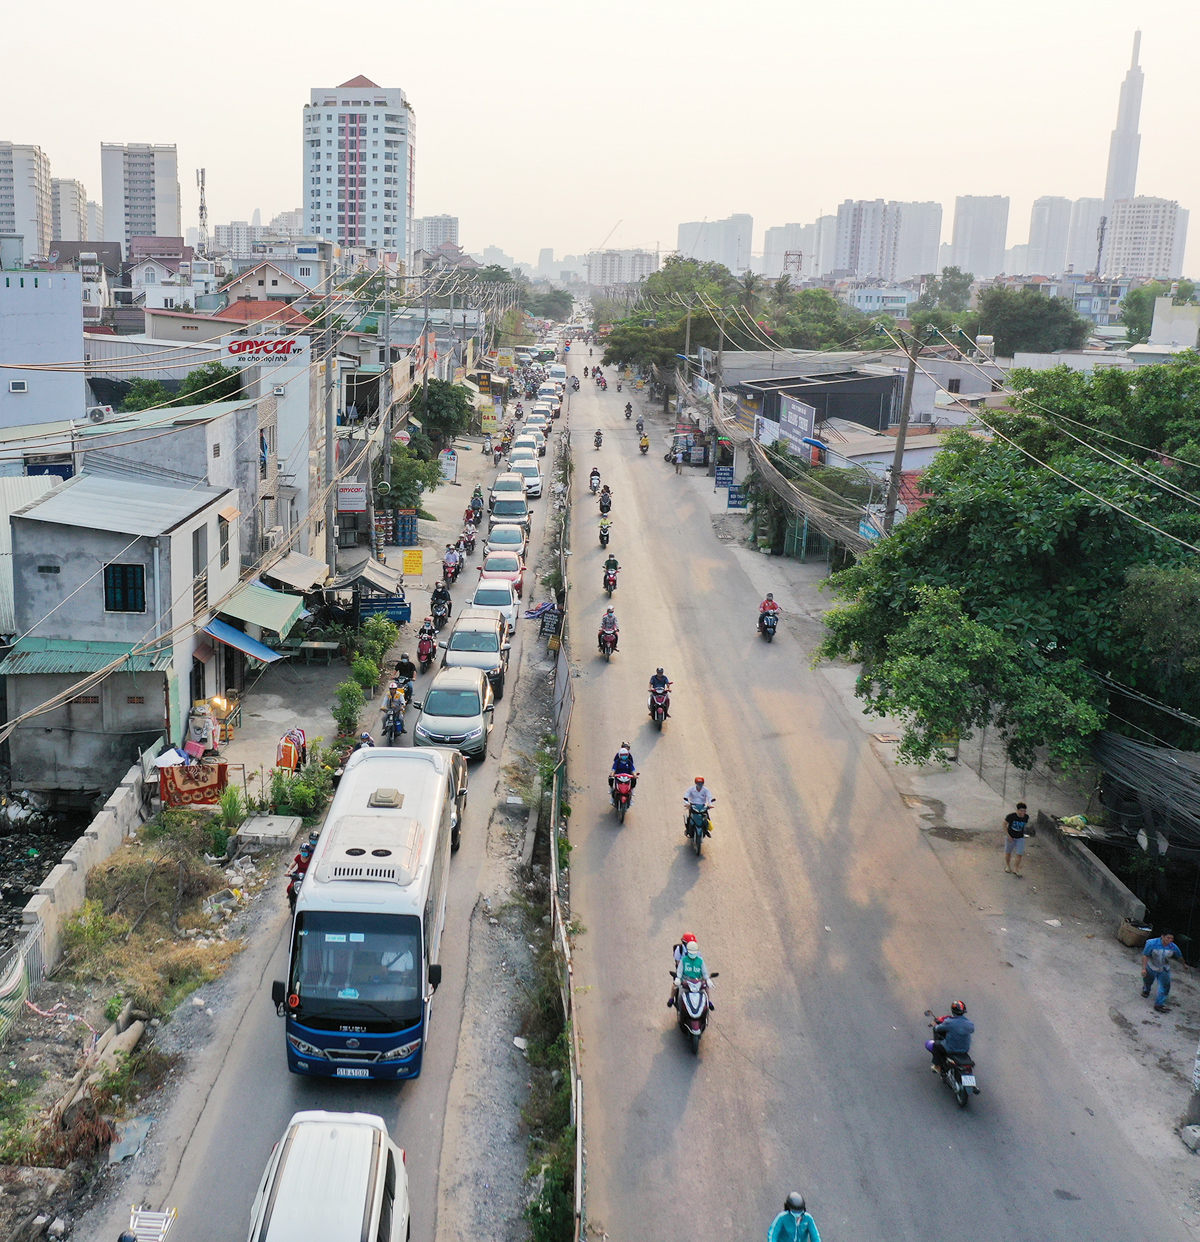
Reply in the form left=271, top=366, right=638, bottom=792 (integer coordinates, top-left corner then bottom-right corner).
left=262, top=551, right=328, bottom=591
left=218, top=581, right=305, bottom=635
left=0, top=637, right=172, bottom=675
left=15, top=473, right=227, bottom=536
left=73, top=401, right=248, bottom=437
left=0, top=476, right=59, bottom=635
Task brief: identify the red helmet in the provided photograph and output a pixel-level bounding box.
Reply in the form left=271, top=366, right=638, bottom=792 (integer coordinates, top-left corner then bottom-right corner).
left=694, top=776, right=705, bottom=785
left=950, top=1000, right=967, bottom=1016
left=680, top=933, right=697, bottom=945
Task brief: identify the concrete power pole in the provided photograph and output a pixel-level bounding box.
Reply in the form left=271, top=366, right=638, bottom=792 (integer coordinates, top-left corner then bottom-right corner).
left=323, top=309, right=338, bottom=571
left=882, top=329, right=925, bottom=533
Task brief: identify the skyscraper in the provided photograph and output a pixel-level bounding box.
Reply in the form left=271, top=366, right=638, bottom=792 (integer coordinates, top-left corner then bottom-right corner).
left=833, top=200, right=899, bottom=279
left=303, top=76, right=415, bottom=266
left=0, top=143, right=53, bottom=259
left=950, top=196, right=1009, bottom=279
left=676, top=214, right=753, bottom=273
left=1026, top=196, right=1073, bottom=274
left=413, top=215, right=459, bottom=253
left=1105, top=32, right=1143, bottom=205
left=86, top=201, right=103, bottom=245
left=1103, top=197, right=1188, bottom=279
left=1065, top=198, right=1105, bottom=273
left=894, top=202, right=943, bottom=279
left=100, top=143, right=181, bottom=250
left=52, top=179, right=88, bottom=242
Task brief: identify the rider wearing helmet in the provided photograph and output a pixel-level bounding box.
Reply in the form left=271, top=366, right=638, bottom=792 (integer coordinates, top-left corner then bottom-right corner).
left=394, top=653, right=416, bottom=684
left=930, top=1000, right=974, bottom=1070
left=758, top=592, right=780, bottom=633
left=358, top=731, right=375, bottom=749
left=608, top=742, right=638, bottom=801
left=683, top=776, right=715, bottom=833
left=648, top=667, right=672, bottom=717
left=598, top=606, right=619, bottom=650
left=768, top=1192, right=821, bottom=1241
left=292, top=840, right=314, bottom=876
left=668, top=932, right=713, bottom=1009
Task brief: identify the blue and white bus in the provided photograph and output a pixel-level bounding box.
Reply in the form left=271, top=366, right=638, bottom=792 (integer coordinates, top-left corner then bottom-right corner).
left=272, top=747, right=466, bottom=1080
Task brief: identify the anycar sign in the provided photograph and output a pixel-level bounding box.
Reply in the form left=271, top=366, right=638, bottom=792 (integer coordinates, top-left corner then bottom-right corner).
left=221, top=335, right=310, bottom=367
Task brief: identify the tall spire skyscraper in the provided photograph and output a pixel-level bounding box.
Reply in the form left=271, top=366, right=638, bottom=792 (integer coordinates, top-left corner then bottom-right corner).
left=1104, top=31, right=1143, bottom=203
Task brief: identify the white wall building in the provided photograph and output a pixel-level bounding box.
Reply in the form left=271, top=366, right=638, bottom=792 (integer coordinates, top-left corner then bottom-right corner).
left=0, top=143, right=53, bottom=260
left=893, top=202, right=943, bottom=279
left=51, top=179, right=88, bottom=243
left=270, top=208, right=304, bottom=235
left=414, top=215, right=458, bottom=252
left=85, top=201, right=103, bottom=245
left=100, top=143, right=181, bottom=250
left=949, top=195, right=1009, bottom=279
left=585, top=249, right=658, bottom=285
left=0, top=271, right=86, bottom=427
left=1026, top=196, right=1072, bottom=274
left=1103, top=196, right=1189, bottom=279
left=1065, top=197, right=1104, bottom=274
left=834, top=200, right=899, bottom=279
left=303, top=76, right=415, bottom=269
left=842, top=285, right=919, bottom=318
left=676, top=214, right=754, bottom=273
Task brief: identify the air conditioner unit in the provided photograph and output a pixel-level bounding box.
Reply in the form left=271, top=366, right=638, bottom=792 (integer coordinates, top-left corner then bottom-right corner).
left=9, top=381, right=27, bottom=394
left=87, top=405, right=114, bottom=423
left=261, top=525, right=284, bottom=551
left=273, top=385, right=286, bottom=397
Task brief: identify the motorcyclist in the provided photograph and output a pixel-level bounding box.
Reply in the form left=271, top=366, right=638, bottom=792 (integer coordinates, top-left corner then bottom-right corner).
left=583, top=366, right=589, bottom=378
left=668, top=932, right=713, bottom=1009
left=608, top=742, right=638, bottom=802
left=431, top=581, right=451, bottom=611
left=758, top=592, right=781, bottom=633
left=768, top=1193, right=822, bottom=1242
left=357, top=731, right=375, bottom=749
left=417, top=615, right=436, bottom=641
left=648, top=667, right=672, bottom=717
left=639, top=433, right=650, bottom=452
left=636, top=415, right=645, bottom=433
left=598, top=606, right=619, bottom=649
left=598, top=516, right=613, bottom=541
left=625, top=402, right=633, bottom=416
left=594, top=429, right=603, bottom=448
left=589, top=466, right=601, bottom=492
left=292, top=840, right=314, bottom=877
left=589, top=347, right=593, bottom=356
left=930, top=1000, right=975, bottom=1071
left=394, top=652, right=417, bottom=685
left=443, top=543, right=461, bottom=576
left=603, top=552, right=620, bottom=575
left=683, top=776, right=715, bottom=833
left=382, top=683, right=407, bottom=735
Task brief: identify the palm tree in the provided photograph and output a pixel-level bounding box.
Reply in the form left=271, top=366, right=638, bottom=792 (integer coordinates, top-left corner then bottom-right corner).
left=736, top=270, right=765, bottom=316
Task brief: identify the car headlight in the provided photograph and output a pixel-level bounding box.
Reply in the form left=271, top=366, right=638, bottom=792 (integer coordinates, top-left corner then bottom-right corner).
left=287, top=1033, right=326, bottom=1058
left=464, top=726, right=484, bottom=740
left=381, top=1039, right=422, bottom=1060
left=415, top=723, right=432, bottom=739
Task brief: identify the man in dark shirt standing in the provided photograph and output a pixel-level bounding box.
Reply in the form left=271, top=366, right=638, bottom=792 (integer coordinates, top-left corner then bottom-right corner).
left=1004, top=801, right=1030, bottom=877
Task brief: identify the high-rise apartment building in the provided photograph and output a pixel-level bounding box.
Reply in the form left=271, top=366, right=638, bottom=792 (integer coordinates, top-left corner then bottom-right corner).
left=833, top=200, right=899, bottom=279
left=0, top=143, right=53, bottom=259
left=302, top=76, right=415, bottom=266
left=676, top=214, right=753, bottom=273
left=1065, top=198, right=1104, bottom=273
left=950, top=195, right=1009, bottom=279
left=762, top=217, right=837, bottom=280
left=100, top=143, right=181, bottom=250
left=51, top=179, right=88, bottom=243
left=270, top=209, right=304, bottom=235
left=414, top=215, right=459, bottom=252
left=585, top=249, right=658, bottom=285
left=1103, top=197, right=1188, bottom=279
left=1026, top=196, right=1073, bottom=274
left=86, top=201, right=103, bottom=246
left=894, top=202, right=943, bottom=279
left=1105, top=32, right=1143, bottom=205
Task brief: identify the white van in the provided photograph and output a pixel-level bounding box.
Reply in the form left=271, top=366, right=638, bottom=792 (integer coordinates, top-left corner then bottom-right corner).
left=548, top=363, right=567, bottom=382
left=247, top=1110, right=410, bottom=1242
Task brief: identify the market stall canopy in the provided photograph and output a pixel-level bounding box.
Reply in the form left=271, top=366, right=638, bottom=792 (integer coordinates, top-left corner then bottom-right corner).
left=202, top=618, right=283, bottom=664
left=263, top=551, right=328, bottom=592
left=330, top=556, right=405, bottom=595
left=218, top=581, right=306, bottom=635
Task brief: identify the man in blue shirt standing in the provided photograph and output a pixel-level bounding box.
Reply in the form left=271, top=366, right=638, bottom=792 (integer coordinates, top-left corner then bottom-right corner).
left=1142, top=932, right=1186, bottom=1012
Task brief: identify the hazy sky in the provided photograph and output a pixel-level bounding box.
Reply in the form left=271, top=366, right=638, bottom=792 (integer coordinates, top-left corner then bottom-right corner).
left=6, top=0, right=1200, bottom=270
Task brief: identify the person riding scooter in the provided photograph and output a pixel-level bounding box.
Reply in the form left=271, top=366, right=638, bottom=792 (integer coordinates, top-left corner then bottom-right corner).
left=636, top=415, right=645, bottom=433
left=683, top=776, right=715, bottom=833
left=594, top=429, right=603, bottom=449
left=667, top=933, right=713, bottom=1009
left=639, top=433, right=650, bottom=454
left=598, top=606, right=619, bottom=650
left=929, top=1000, right=974, bottom=1071
left=758, top=593, right=781, bottom=633
left=648, top=667, right=672, bottom=717
left=608, top=742, right=638, bottom=802
left=768, top=1193, right=822, bottom=1242
left=589, top=466, right=601, bottom=493
left=625, top=402, right=633, bottom=418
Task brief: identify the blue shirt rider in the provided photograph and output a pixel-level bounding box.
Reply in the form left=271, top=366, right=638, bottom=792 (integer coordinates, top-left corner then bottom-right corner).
left=931, top=1000, right=975, bottom=1068
left=768, top=1193, right=821, bottom=1241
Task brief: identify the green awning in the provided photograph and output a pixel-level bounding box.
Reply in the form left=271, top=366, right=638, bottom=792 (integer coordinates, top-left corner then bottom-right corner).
left=218, top=582, right=306, bottom=635
left=0, top=637, right=172, bottom=676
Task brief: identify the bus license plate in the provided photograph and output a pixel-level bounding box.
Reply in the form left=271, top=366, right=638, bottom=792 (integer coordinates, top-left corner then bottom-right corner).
left=335, top=1067, right=371, bottom=1078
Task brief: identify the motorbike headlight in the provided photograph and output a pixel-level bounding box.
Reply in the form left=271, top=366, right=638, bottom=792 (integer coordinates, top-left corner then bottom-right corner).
left=287, top=1033, right=326, bottom=1059
left=381, top=1039, right=422, bottom=1061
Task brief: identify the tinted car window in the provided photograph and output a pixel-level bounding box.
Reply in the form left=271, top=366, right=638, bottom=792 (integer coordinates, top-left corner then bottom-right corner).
left=492, top=500, right=527, bottom=516
left=424, top=688, right=481, bottom=717
left=473, top=588, right=512, bottom=606
left=448, top=630, right=499, bottom=652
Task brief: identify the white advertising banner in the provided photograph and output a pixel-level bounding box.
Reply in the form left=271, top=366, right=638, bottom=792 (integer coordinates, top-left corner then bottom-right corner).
left=336, top=483, right=368, bottom=513
left=221, top=335, right=310, bottom=367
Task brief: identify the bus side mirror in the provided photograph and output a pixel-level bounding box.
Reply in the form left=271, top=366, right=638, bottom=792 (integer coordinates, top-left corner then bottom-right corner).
left=271, top=980, right=285, bottom=1010
left=428, top=964, right=442, bottom=991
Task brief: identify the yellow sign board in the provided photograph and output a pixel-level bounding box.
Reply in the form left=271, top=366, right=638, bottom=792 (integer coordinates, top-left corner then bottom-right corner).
left=402, top=548, right=424, bottom=577
left=496, top=349, right=515, bottom=370
left=481, top=408, right=499, bottom=432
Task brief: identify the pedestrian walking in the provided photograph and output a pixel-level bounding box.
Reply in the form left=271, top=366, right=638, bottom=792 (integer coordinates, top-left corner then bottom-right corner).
left=1142, top=931, right=1186, bottom=1012
left=674, top=448, right=684, bottom=474
left=1003, top=801, right=1029, bottom=876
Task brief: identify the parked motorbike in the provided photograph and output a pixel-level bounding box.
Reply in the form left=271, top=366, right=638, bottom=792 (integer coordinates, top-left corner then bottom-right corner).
left=610, top=771, right=635, bottom=823
left=685, top=803, right=713, bottom=856
left=603, top=567, right=618, bottom=597
left=432, top=599, right=451, bottom=632
left=417, top=633, right=437, bottom=672
left=599, top=521, right=611, bottom=548
left=924, top=1013, right=980, bottom=1108
left=598, top=629, right=618, bottom=662
left=649, top=687, right=670, bottom=729
left=670, top=970, right=719, bottom=1054
left=760, top=611, right=778, bottom=642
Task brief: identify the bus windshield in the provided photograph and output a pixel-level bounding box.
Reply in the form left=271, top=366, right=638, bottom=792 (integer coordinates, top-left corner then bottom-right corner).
left=290, top=910, right=423, bottom=1026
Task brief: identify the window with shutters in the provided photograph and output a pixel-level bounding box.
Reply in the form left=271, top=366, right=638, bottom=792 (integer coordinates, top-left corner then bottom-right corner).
left=103, top=564, right=145, bottom=613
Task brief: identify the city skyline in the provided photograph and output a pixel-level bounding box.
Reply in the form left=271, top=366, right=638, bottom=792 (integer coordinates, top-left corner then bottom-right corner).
left=2, top=2, right=1198, bottom=272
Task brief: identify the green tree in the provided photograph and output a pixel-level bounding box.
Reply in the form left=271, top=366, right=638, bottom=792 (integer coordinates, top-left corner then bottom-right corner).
left=409, top=378, right=474, bottom=447
left=525, top=288, right=574, bottom=321
left=736, top=270, right=765, bottom=315
left=1118, top=281, right=1169, bottom=345
left=120, top=378, right=173, bottom=412
left=908, top=305, right=980, bottom=345
left=175, top=361, right=242, bottom=405
left=1121, top=565, right=1200, bottom=703
left=975, top=288, right=1089, bottom=356
left=386, top=442, right=443, bottom=508
left=916, top=266, right=974, bottom=313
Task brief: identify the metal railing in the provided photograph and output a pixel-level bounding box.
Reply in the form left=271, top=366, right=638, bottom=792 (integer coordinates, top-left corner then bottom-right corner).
left=0, top=923, right=46, bottom=1042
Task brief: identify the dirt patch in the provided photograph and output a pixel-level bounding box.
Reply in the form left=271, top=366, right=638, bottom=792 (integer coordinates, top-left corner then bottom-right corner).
left=710, top=513, right=750, bottom=544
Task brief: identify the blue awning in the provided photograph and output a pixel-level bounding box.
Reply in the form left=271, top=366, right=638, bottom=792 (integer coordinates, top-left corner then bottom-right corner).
left=203, top=618, right=282, bottom=664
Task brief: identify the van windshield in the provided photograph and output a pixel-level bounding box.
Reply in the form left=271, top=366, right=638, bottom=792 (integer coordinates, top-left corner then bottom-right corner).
left=290, top=911, right=423, bottom=1025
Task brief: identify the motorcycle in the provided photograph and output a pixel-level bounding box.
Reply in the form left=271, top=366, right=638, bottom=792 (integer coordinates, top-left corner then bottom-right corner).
left=598, top=628, right=618, bottom=661
left=286, top=869, right=304, bottom=911
left=572, top=377, right=580, bottom=391
left=670, top=970, right=719, bottom=1054
left=924, top=1012, right=980, bottom=1108
left=443, top=559, right=461, bottom=585
left=589, top=471, right=601, bottom=494
left=603, top=567, right=618, bottom=596
left=417, top=633, right=436, bottom=672
left=639, top=438, right=649, bottom=455
left=382, top=703, right=403, bottom=745
left=594, top=431, right=603, bottom=449
left=460, top=528, right=476, bottom=555
left=610, top=771, right=635, bottom=823
left=636, top=417, right=644, bottom=433
left=759, top=610, right=778, bottom=642
left=685, top=803, right=712, bottom=856
left=624, top=406, right=632, bottom=420
left=649, top=687, right=670, bottom=729
left=617, top=381, right=623, bottom=392
left=431, top=598, right=451, bottom=632
left=598, top=493, right=612, bottom=515
left=599, top=521, right=611, bottom=548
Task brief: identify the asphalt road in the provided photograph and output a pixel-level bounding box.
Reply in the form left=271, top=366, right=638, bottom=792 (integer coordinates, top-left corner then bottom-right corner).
left=92, top=441, right=554, bottom=1242
left=565, top=360, right=1193, bottom=1241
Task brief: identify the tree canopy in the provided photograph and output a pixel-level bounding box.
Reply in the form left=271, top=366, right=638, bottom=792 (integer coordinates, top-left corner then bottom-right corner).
left=1119, top=280, right=1198, bottom=345
left=409, top=378, right=474, bottom=446
left=974, top=287, right=1089, bottom=357
left=119, top=363, right=241, bottom=412
left=916, top=266, right=974, bottom=313
left=819, top=359, right=1200, bottom=764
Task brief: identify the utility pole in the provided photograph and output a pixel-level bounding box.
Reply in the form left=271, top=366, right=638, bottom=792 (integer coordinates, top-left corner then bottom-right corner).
left=421, top=275, right=432, bottom=427
left=196, top=169, right=209, bottom=258
left=683, top=299, right=693, bottom=383
left=882, top=328, right=925, bottom=533
left=323, top=307, right=338, bottom=571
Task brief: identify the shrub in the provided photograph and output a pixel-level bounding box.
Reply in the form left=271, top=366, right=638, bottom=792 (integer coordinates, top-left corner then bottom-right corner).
left=333, top=680, right=366, bottom=736
left=218, top=785, right=243, bottom=830
left=351, top=654, right=380, bottom=691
